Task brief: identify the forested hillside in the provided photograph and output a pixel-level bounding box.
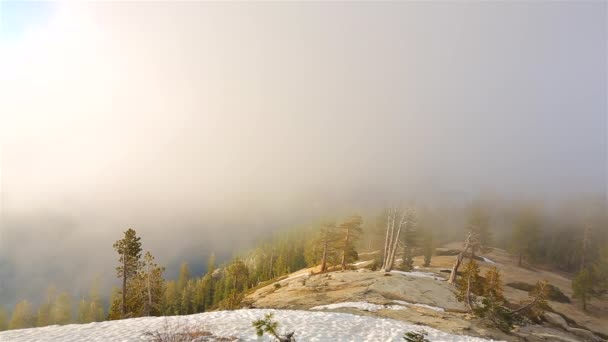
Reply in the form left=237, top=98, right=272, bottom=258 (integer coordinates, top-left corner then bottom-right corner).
left=1, top=198, right=606, bottom=332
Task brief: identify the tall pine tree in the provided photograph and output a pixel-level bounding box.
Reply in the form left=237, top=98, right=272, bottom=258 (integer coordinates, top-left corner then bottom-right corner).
left=113, top=228, right=143, bottom=318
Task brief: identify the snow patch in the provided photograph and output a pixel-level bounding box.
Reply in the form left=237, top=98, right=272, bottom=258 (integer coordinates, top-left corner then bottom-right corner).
left=311, top=301, right=395, bottom=312
left=481, top=257, right=497, bottom=264
left=392, top=300, right=446, bottom=312
left=390, top=270, right=445, bottom=281
left=0, top=309, right=502, bottom=342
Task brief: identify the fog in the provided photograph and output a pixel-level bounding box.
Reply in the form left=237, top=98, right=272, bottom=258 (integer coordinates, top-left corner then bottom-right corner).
left=0, top=2, right=606, bottom=306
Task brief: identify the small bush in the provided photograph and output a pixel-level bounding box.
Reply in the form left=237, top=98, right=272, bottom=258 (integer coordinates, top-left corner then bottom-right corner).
left=252, top=313, right=295, bottom=342
left=144, top=319, right=237, bottom=342
left=403, top=330, right=430, bottom=342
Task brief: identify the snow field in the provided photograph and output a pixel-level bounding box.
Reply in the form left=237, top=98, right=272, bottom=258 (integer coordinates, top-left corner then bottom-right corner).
left=0, top=309, right=502, bottom=342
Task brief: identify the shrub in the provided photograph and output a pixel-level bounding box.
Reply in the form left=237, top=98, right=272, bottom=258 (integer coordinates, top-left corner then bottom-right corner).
left=403, top=330, right=430, bottom=342
left=252, top=313, right=295, bottom=342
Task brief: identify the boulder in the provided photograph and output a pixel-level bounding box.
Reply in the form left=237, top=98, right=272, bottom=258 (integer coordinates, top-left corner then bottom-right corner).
left=567, top=327, right=603, bottom=342
left=544, top=312, right=568, bottom=330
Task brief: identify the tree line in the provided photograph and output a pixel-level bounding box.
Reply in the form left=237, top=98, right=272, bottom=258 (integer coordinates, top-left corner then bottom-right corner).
left=0, top=198, right=606, bottom=331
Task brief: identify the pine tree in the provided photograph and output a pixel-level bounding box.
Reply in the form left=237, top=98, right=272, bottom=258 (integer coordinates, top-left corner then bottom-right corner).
left=9, top=300, right=34, bottom=330
left=456, top=260, right=483, bottom=309
left=0, top=306, right=8, bottom=331
left=162, top=281, right=179, bottom=316
left=177, top=262, right=191, bottom=293
left=85, top=279, right=105, bottom=322
left=311, top=223, right=339, bottom=273
left=51, top=292, right=72, bottom=325
left=202, top=273, right=215, bottom=311
left=193, top=278, right=206, bottom=313
left=140, top=251, right=165, bottom=316
left=511, top=207, right=541, bottom=267
left=107, top=287, right=122, bottom=320
left=113, top=228, right=143, bottom=318
left=226, top=259, right=249, bottom=292
left=484, top=267, right=504, bottom=302
left=338, top=215, right=364, bottom=270
left=180, top=279, right=196, bottom=314
left=572, top=268, right=594, bottom=311
left=77, top=299, right=91, bottom=323
left=401, top=210, right=418, bottom=271
left=36, top=286, right=56, bottom=327
left=207, top=253, right=216, bottom=275
left=422, top=230, right=433, bottom=267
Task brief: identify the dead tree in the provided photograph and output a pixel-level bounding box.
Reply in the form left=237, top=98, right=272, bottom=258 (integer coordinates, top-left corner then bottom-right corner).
left=448, top=232, right=480, bottom=285
left=381, top=208, right=410, bottom=272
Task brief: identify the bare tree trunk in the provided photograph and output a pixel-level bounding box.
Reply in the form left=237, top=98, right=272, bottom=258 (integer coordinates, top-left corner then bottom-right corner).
left=448, top=232, right=476, bottom=285
left=341, top=227, right=350, bottom=270
left=383, top=209, right=406, bottom=272
left=448, top=246, right=469, bottom=285
left=518, top=253, right=522, bottom=267
left=382, top=209, right=395, bottom=270
left=321, top=237, right=328, bottom=273
left=382, top=210, right=391, bottom=266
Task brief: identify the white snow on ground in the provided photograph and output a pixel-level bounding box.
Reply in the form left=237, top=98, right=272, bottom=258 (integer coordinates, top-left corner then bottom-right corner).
left=358, top=250, right=380, bottom=256
left=312, top=300, right=446, bottom=313
left=392, top=300, right=446, bottom=312
left=311, top=301, right=393, bottom=312
left=0, top=309, right=501, bottom=342
left=391, top=270, right=445, bottom=281
left=480, top=257, right=497, bottom=264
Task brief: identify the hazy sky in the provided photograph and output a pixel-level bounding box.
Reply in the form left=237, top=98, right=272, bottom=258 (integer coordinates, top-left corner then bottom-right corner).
left=0, top=1, right=606, bottom=304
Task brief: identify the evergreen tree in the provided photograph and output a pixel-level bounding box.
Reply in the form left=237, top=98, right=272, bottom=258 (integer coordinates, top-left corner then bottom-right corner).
left=162, top=281, right=179, bottom=316
left=107, top=287, right=122, bottom=320
left=572, top=268, right=594, bottom=311
left=140, top=251, right=165, bottom=316
left=312, top=223, right=339, bottom=273
left=113, top=228, right=143, bottom=318
left=9, top=300, right=34, bottom=330
left=207, top=252, right=216, bottom=275
left=511, top=207, right=541, bottom=267
left=50, top=292, right=72, bottom=325
left=401, top=210, right=418, bottom=271
left=36, top=286, right=56, bottom=327
left=202, top=273, right=215, bottom=311
left=77, top=299, right=91, bottom=324
left=180, top=279, right=196, bottom=314
left=177, top=262, right=191, bottom=293
left=0, top=306, right=8, bottom=331
left=226, top=258, right=249, bottom=292
left=422, top=230, right=433, bottom=267
left=193, top=277, right=207, bottom=313
left=456, top=260, right=483, bottom=309
left=338, top=215, right=364, bottom=270
left=484, top=267, right=505, bottom=302
left=85, top=278, right=105, bottom=322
